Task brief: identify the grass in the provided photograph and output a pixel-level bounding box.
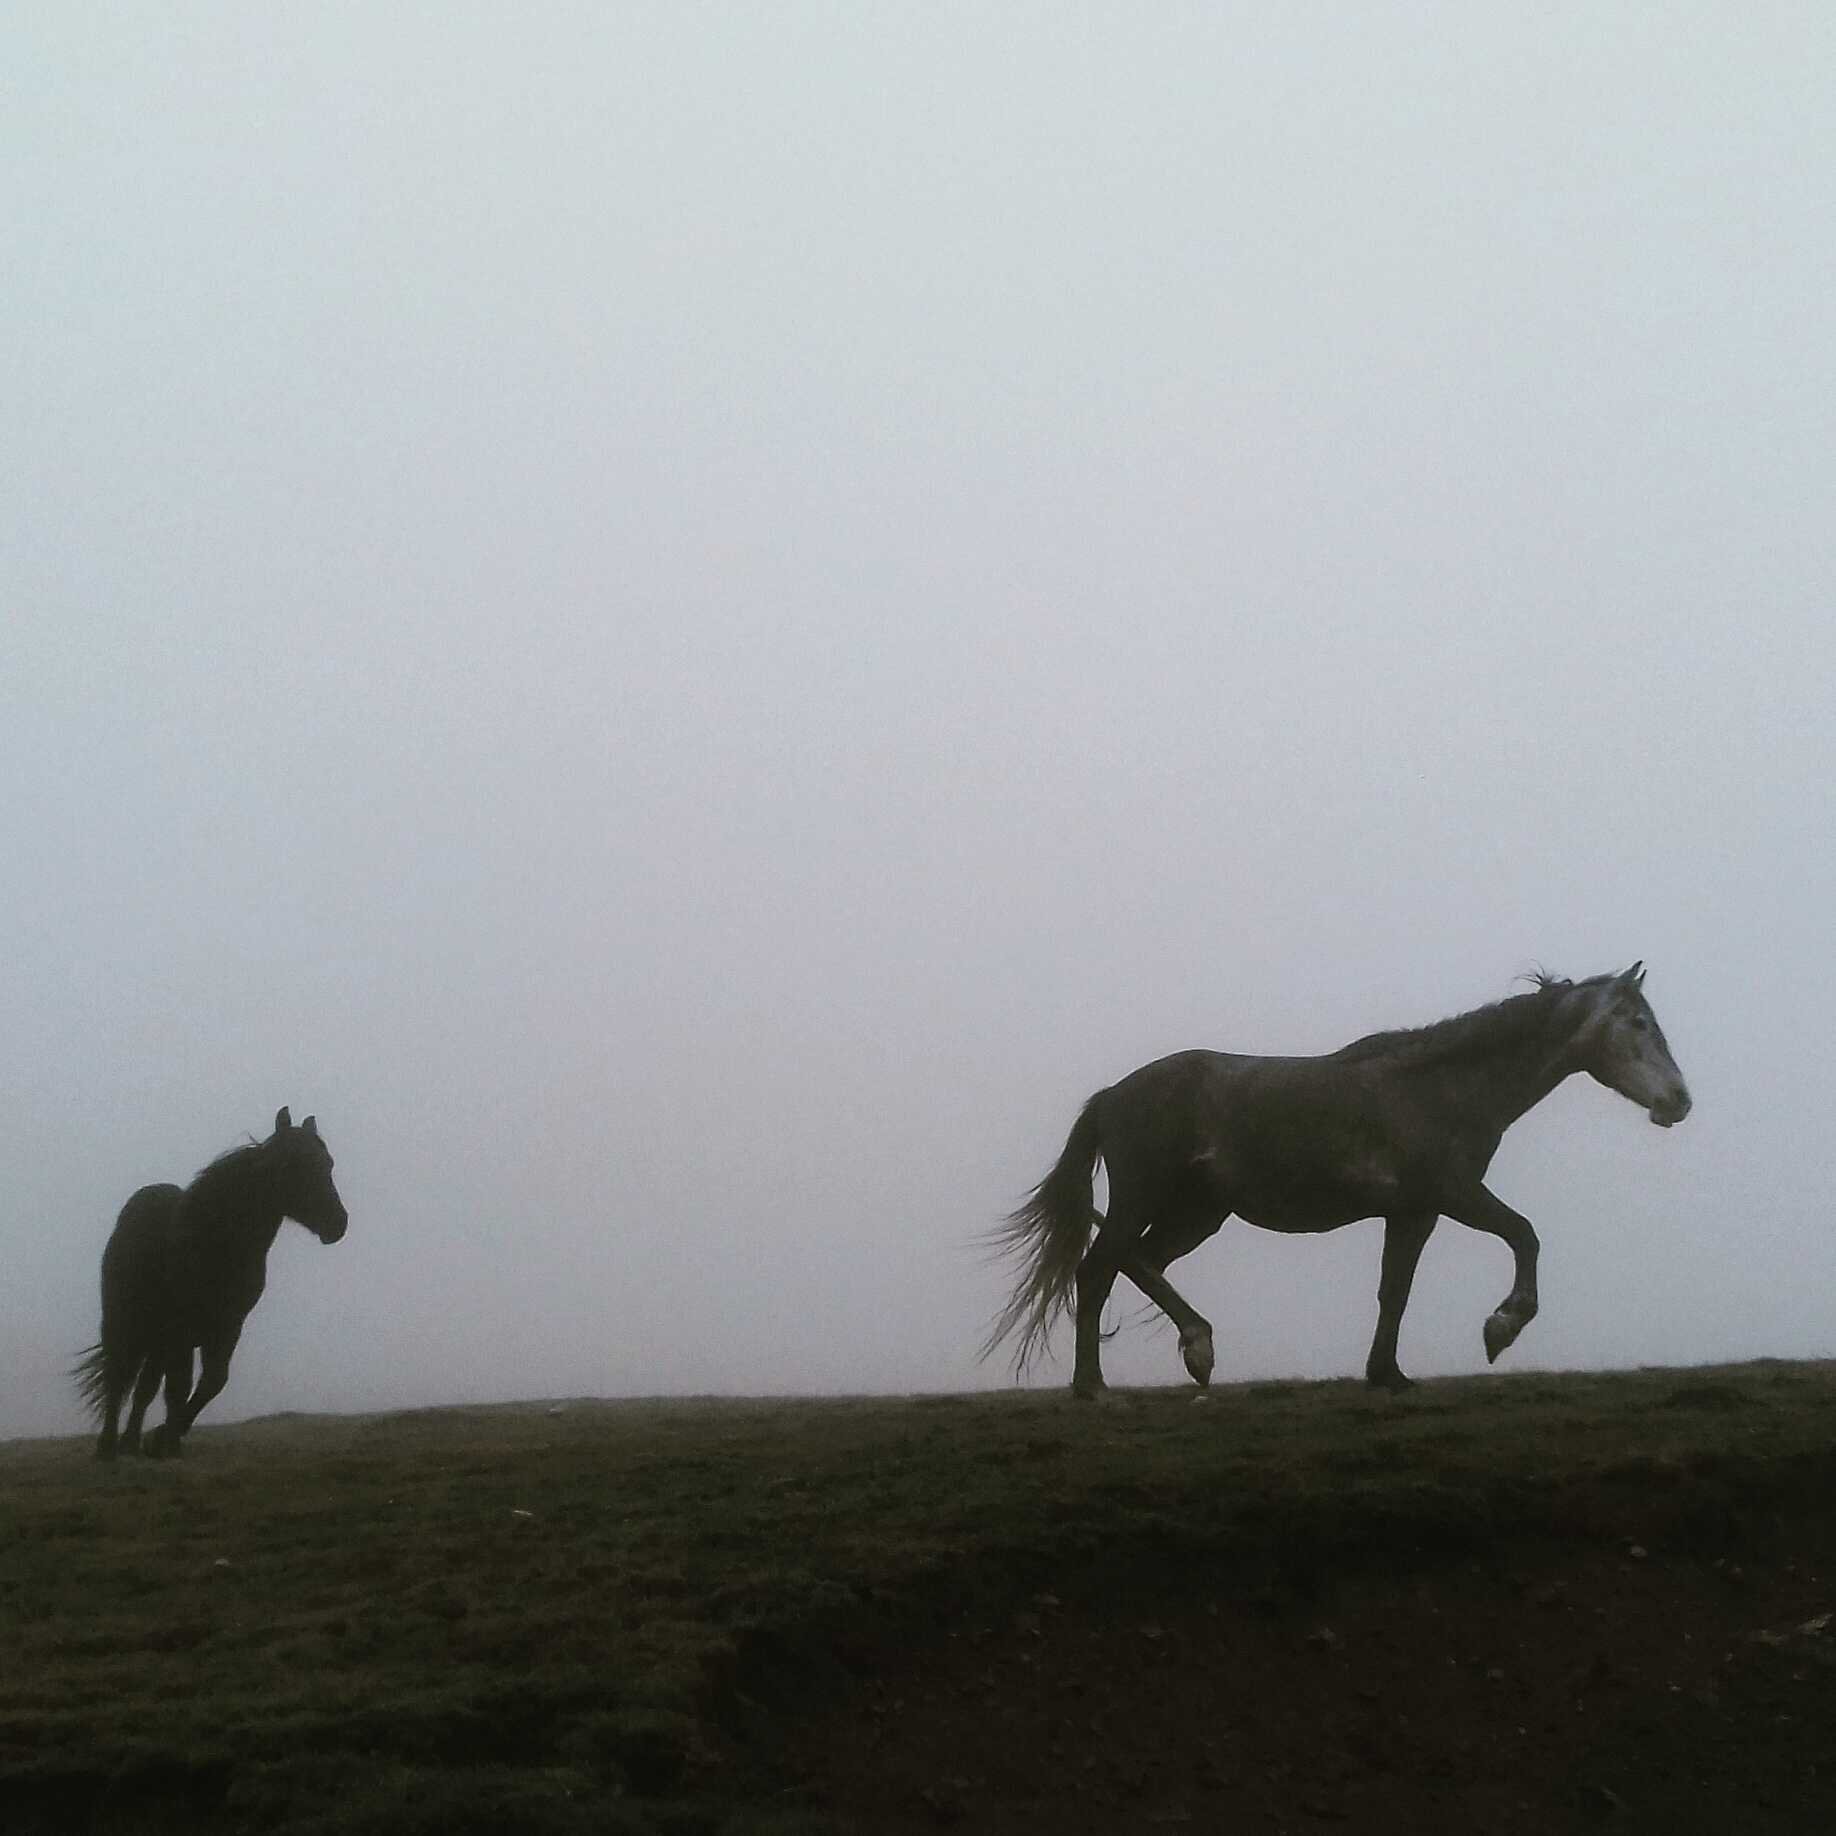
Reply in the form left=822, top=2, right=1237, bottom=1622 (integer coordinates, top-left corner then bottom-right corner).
left=3, top=1360, right=1834, bottom=1832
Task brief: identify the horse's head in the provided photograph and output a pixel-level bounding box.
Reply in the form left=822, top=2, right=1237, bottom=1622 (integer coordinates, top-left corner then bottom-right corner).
left=1572, top=964, right=1692, bottom=1127
left=267, top=1107, right=349, bottom=1242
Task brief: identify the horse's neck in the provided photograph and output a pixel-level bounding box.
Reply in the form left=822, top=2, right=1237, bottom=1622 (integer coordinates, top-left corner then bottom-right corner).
left=1460, top=1029, right=1581, bottom=1132
left=194, top=1207, right=282, bottom=1259
left=186, top=1169, right=286, bottom=1261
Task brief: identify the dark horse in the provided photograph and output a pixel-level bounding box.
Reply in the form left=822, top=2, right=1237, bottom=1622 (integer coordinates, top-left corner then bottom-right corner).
left=74, top=1108, right=349, bottom=1459
left=987, top=966, right=1691, bottom=1399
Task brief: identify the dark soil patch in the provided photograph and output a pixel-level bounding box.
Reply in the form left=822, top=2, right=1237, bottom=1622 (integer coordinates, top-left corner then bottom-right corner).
left=766, top=1509, right=1836, bottom=1833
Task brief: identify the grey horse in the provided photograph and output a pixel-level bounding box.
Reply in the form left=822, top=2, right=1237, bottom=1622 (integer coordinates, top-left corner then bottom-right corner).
left=988, top=966, right=1690, bottom=1398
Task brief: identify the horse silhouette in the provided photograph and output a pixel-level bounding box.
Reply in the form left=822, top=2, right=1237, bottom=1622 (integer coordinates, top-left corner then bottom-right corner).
left=75, top=1107, right=349, bottom=1458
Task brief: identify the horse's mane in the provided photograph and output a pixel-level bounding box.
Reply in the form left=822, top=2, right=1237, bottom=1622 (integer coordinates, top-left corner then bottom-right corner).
left=183, top=1139, right=271, bottom=1225
left=1332, top=971, right=1604, bottom=1069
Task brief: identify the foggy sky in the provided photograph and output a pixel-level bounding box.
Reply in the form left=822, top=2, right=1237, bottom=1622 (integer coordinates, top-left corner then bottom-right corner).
left=3, top=6, right=1832, bottom=1438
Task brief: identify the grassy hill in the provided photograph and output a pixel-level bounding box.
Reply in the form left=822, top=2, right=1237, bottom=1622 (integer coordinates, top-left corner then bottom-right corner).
left=4, top=1361, right=1835, bottom=1833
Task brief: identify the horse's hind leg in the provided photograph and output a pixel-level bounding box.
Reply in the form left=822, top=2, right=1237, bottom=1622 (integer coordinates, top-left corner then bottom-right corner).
left=1072, top=1206, right=1145, bottom=1400
left=120, top=1356, right=162, bottom=1456
left=1365, top=1212, right=1436, bottom=1390
left=1071, top=1236, right=1121, bottom=1399
left=93, top=1353, right=132, bottom=1462
left=1125, top=1207, right=1228, bottom=1386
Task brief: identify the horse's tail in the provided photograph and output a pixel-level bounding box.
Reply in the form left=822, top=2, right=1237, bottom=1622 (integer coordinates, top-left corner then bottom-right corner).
left=71, top=1342, right=112, bottom=1423
left=981, top=1091, right=1106, bottom=1374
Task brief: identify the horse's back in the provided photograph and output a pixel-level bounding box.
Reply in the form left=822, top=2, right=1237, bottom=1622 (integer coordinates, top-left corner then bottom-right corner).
left=1098, top=1051, right=1244, bottom=1184
left=1114, top=1045, right=1388, bottom=1109
left=1101, top=1048, right=1392, bottom=1172
left=110, top=1182, right=183, bottom=1242
left=100, top=1183, right=183, bottom=1302
left=1106, top=1047, right=1303, bottom=1115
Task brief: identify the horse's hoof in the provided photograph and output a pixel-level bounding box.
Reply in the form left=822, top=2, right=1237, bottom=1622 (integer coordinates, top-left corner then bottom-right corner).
left=1070, top=1379, right=1105, bottom=1402
left=1483, top=1311, right=1521, bottom=1364
left=94, top=1444, right=117, bottom=1465
left=1181, top=1330, right=1215, bottom=1387
left=1367, top=1368, right=1415, bottom=1393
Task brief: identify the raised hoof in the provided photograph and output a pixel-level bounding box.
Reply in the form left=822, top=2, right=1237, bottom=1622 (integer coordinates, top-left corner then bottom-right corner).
left=1483, top=1310, right=1524, bottom=1365
left=1180, top=1330, right=1215, bottom=1388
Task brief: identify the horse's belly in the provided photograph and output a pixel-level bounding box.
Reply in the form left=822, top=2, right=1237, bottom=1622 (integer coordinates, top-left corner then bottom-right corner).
left=1229, top=1157, right=1406, bottom=1234
left=1236, top=1197, right=1380, bottom=1234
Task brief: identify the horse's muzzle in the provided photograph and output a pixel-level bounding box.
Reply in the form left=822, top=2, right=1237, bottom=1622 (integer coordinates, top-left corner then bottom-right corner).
left=317, top=1210, right=350, bottom=1244
left=1650, top=1088, right=1692, bottom=1127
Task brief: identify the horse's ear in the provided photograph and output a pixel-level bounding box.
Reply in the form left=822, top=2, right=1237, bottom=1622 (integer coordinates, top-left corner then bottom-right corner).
left=274, top=1106, right=293, bottom=1135
left=1622, top=961, right=1645, bottom=988
left=301, top=1114, right=319, bottom=1137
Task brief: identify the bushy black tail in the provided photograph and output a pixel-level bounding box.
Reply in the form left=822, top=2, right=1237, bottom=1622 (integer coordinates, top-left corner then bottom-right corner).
left=72, top=1343, right=112, bottom=1424
left=981, top=1092, right=1105, bottom=1373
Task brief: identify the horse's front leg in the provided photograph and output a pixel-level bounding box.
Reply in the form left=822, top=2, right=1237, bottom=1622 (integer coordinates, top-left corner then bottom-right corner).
left=175, top=1325, right=242, bottom=1440
left=1443, top=1185, right=1540, bottom=1364
left=1366, top=1212, right=1436, bottom=1390
left=144, top=1344, right=195, bottom=1458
